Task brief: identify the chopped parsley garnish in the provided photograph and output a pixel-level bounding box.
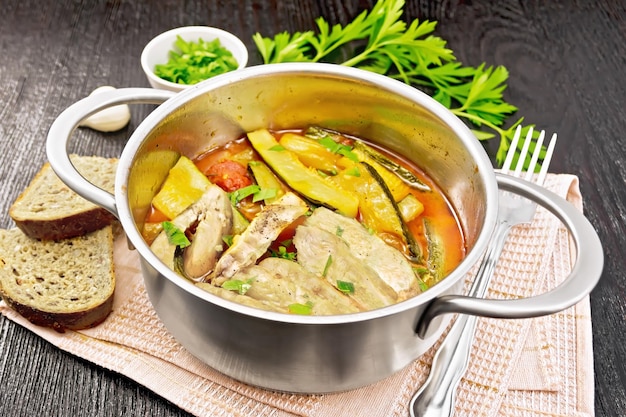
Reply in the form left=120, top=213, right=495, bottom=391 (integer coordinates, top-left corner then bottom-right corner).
left=162, top=221, right=190, bottom=248
left=336, top=280, right=355, bottom=294
left=252, top=187, right=278, bottom=202
left=413, top=267, right=432, bottom=291
left=269, top=244, right=296, bottom=261
left=416, top=277, right=429, bottom=292
left=222, top=235, right=234, bottom=247
left=230, top=184, right=260, bottom=204
left=344, top=166, right=361, bottom=177
left=222, top=279, right=253, bottom=295
left=322, top=255, right=333, bottom=277
left=154, top=36, right=238, bottom=85
left=318, top=137, right=358, bottom=161
left=288, top=302, right=313, bottom=315
left=230, top=184, right=278, bottom=204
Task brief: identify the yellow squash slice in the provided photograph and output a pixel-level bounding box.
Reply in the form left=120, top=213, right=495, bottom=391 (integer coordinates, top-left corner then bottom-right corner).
left=152, top=155, right=212, bottom=219
left=247, top=129, right=359, bottom=217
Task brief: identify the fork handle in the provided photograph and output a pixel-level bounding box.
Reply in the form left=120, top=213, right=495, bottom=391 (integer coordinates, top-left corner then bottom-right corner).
left=466, top=221, right=512, bottom=299
left=409, top=313, right=478, bottom=417
left=416, top=174, right=604, bottom=337
left=409, top=222, right=512, bottom=417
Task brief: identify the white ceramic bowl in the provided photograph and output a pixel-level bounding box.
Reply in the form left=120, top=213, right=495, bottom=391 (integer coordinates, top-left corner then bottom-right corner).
left=141, top=26, right=248, bottom=92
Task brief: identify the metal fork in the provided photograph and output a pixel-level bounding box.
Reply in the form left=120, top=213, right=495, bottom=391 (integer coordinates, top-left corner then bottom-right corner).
left=409, top=125, right=558, bottom=417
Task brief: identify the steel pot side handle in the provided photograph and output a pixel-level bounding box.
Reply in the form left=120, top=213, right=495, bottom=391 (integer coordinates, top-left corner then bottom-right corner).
left=46, top=88, right=176, bottom=217
left=417, top=173, right=604, bottom=338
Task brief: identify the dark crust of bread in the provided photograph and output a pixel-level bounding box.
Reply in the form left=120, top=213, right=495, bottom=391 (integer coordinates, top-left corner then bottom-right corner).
left=12, top=208, right=115, bottom=241
left=0, top=289, right=114, bottom=333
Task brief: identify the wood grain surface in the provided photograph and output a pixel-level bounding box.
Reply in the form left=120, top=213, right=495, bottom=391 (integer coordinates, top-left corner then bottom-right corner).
left=0, top=1, right=624, bottom=416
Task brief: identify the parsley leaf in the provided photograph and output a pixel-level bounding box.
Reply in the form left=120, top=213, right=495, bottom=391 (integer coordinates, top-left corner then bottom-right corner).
left=222, top=279, right=253, bottom=295
left=269, top=243, right=296, bottom=261
left=337, top=280, right=355, bottom=294
left=230, top=184, right=279, bottom=204
left=322, top=255, right=333, bottom=277
left=318, top=137, right=358, bottom=161
left=344, top=166, right=361, bottom=177
left=288, top=301, right=313, bottom=315
left=222, top=234, right=234, bottom=247
left=162, top=221, right=190, bottom=248
left=229, top=184, right=261, bottom=205
left=252, top=187, right=278, bottom=203
left=252, top=31, right=315, bottom=63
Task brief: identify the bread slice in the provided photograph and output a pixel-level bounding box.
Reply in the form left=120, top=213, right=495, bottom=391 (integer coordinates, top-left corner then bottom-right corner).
left=0, top=226, right=115, bottom=332
left=9, top=155, right=117, bottom=241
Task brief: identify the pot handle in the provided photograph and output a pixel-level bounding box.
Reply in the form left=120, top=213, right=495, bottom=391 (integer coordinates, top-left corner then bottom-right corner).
left=416, top=173, right=603, bottom=337
left=46, top=88, right=176, bottom=218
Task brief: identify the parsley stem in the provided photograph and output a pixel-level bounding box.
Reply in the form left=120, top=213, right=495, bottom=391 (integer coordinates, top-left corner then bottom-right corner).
left=451, top=110, right=526, bottom=165
left=450, top=110, right=505, bottom=136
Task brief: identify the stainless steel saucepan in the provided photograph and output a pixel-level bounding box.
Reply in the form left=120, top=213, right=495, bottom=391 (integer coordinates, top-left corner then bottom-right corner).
left=46, top=63, right=602, bottom=393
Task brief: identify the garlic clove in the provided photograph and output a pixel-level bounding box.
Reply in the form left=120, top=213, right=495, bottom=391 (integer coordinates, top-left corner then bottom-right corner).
left=79, top=86, right=131, bottom=132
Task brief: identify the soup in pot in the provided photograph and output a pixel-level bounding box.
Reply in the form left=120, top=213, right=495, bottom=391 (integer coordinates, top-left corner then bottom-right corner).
left=142, top=127, right=465, bottom=315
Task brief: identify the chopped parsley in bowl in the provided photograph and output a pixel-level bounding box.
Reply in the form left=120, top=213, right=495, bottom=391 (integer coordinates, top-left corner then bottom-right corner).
left=141, top=26, right=248, bottom=92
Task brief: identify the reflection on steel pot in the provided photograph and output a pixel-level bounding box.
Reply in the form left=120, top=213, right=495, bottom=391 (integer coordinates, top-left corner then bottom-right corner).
left=46, top=63, right=602, bottom=393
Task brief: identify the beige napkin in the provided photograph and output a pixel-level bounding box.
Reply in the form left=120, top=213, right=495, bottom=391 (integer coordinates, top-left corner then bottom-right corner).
left=0, top=173, right=594, bottom=417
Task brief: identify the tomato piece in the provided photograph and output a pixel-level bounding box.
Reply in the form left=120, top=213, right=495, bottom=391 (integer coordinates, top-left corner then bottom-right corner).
left=206, top=160, right=252, bottom=192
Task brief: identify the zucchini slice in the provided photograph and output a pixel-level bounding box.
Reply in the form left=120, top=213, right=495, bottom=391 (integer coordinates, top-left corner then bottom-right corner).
left=247, top=129, right=359, bottom=217
left=305, top=126, right=430, bottom=194
left=352, top=146, right=411, bottom=201
left=333, top=161, right=422, bottom=261
left=353, top=141, right=431, bottom=192
left=363, top=163, right=423, bottom=261
left=279, top=133, right=341, bottom=174
left=423, top=217, right=445, bottom=282
left=248, top=160, right=286, bottom=204
left=398, top=194, right=424, bottom=222
left=230, top=205, right=250, bottom=235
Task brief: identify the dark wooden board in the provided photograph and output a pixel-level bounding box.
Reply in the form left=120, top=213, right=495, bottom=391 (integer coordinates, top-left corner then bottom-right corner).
left=0, top=1, right=624, bottom=415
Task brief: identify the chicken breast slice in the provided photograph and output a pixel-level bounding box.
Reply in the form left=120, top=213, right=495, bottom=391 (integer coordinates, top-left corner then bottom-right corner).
left=209, top=258, right=360, bottom=315
left=252, top=258, right=361, bottom=314
left=305, top=207, right=420, bottom=300
left=150, top=184, right=232, bottom=279
left=196, top=281, right=289, bottom=313
left=212, top=192, right=309, bottom=285
left=294, top=224, right=398, bottom=310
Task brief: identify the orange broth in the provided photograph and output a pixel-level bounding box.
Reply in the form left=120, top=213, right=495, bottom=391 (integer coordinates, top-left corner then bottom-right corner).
left=144, top=129, right=466, bottom=289
left=191, top=129, right=466, bottom=284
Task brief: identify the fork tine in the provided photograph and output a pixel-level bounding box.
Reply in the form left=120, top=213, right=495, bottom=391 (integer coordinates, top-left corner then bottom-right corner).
left=502, top=125, right=557, bottom=186
left=502, top=125, right=522, bottom=172
left=513, top=127, right=534, bottom=178
left=536, top=132, right=557, bottom=186
left=524, top=130, right=546, bottom=182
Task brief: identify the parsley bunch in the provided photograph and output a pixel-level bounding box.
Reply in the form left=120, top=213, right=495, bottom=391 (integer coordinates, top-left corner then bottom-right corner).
left=253, top=0, right=544, bottom=167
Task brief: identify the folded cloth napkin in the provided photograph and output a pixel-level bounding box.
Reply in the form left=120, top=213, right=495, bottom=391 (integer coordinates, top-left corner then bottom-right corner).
left=0, top=173, right=594, bottom=417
